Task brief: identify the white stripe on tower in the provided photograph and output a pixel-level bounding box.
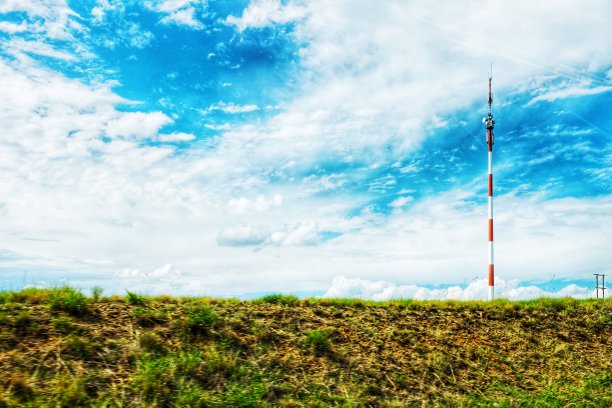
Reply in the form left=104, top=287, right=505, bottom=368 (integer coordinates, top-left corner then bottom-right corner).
left=485, top=72, right=495, bottom=301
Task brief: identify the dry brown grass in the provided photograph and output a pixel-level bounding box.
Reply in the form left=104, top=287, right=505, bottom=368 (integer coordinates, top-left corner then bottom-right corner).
left=0, top=291, right=610, bottom=407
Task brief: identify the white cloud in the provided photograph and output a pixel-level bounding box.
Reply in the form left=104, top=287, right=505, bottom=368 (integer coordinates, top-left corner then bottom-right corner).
left=160, top=7, right=202, bottom=29
left=226, top=0, right=306, bottom=31
left=106, top=112, right=172, bottom=140
left=4, top=38, right=78, bottom=61
left=158, top=132, right=196, bottom=142
left=322, top=275, right=593, bottom=301
left=526, top=85, right=612, bottom=106
left=0, top=0, right=80, bottom=40
left=389, top=196, right=413, bottom=208
left=117, top=23, right=155, bottom=49
left=0, top=21, right=28, bottom=34
left=91, top=0, right=122, bottom=23
left=217, top=222, right=323, bottom=247
left=204, top=123, right=232, bottom=131
left=89, top=2, right=155, bottom=49
left=214, top=0, right=611, bottom=176
left=228, top=194, right=283, bottom=214
left=302, top=174, right=347, bottom=193
left=268, top=222, right=320, bottom=246
left=117, top=263, right=181, bottom=280
left=217, top=224, right=270, bottom=247
left=206, top=101, right=260, bottom=114
left=145, top=0, right=205, bottom=29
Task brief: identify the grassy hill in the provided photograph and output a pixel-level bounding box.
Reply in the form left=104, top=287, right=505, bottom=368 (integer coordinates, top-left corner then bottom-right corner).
left=0, top=288, right=610, bottom=407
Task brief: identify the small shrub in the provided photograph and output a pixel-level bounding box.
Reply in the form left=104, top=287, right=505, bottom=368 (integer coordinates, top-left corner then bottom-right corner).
left=254, top=294, right=299, bottom=306
left=126, top=291, right=148, bottom=306
left=132, top=357, right=176, bottom=405
left=48, top=287, right=90, bottom=316
left=304, top=329, right=331, bottom=353
left=10, top=287, right=53, bottom=304
left=186, top=305, right=219, bottom=334
left=91, top=287, right=103, bottom=302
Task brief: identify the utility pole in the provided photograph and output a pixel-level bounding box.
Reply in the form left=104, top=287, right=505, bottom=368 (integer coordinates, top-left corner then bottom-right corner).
left=594, top=273, right=606, bottom=299
left=483, top=66, right=496, bottom=301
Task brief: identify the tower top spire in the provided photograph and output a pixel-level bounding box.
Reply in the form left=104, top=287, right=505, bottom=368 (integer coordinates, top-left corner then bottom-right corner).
left=488, top=63, right=493, bottom=113
left=484, top=68, right=495, bottom=134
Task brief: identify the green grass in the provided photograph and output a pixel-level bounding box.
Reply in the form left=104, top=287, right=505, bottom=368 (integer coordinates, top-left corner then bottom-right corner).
left=253, top=294, right=299, bottom=306
left=467, top=372, right=612, bottom=407
left=185, top=305, right=220, bottom=334
left=47, top=286, right=91, bottom=316
left=129, top=346, right=268, bottom=407
left=91, top=287, right=103, bottom=302
left=1, top=289, right=610, bottom=407
left=303, top=329, right=332, bottom=353
left=125, top=291, right=148, bottom=306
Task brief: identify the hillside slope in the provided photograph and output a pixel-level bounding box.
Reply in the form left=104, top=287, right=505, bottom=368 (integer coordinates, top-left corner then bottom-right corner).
left=0, top=289, right=611, bottom=407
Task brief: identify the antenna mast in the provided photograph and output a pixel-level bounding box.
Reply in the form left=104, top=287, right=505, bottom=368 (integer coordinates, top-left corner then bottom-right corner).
left=484, top=66, right=495, bottom=300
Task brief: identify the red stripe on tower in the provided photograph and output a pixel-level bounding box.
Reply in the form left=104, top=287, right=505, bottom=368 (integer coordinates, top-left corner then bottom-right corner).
left=484, top=69, right=495, bottom=301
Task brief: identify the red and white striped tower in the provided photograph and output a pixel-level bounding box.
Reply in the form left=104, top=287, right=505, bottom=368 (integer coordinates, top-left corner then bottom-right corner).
left=484, top=73, right=496, bottom=300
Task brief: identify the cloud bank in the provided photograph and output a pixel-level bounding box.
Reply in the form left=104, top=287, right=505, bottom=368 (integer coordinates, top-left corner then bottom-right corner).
left=323, top=276, right=593, bottom=301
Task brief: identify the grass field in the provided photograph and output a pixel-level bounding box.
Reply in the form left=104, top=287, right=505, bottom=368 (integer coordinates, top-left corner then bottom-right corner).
left=0, top=287, right=610, bottom=407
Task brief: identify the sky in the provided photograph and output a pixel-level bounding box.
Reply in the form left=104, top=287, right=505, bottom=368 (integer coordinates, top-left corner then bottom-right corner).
left=0, top=0, right=610, bottom=300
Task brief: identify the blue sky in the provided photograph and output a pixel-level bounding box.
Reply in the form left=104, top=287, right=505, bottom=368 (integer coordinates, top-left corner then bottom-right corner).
left=0, top=0, right=610, bottom=300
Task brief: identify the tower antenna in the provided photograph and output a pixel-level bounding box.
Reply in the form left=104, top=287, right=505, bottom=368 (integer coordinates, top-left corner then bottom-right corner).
left=484, top=65, right=496, bottom=300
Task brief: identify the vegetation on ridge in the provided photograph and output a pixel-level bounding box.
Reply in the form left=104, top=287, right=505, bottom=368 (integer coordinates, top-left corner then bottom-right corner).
left=0, top=287, right=610, bottom=407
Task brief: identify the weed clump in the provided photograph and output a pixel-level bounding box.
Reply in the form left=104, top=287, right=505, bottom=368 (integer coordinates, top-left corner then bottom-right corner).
left=131, top=350, right=218, bottom=406
left=48, top=286, right=90, bottom=316
left=303, top=329, right=331, bottom=354
left=126, top=291, right=148, bottom=306
left=254, top=294, right=299, bottom=306
left=185, top=305, right=219, bottom=334
left=91, top=287, right=103, bottom=302
left=9, top=287, right=54, bottom=304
